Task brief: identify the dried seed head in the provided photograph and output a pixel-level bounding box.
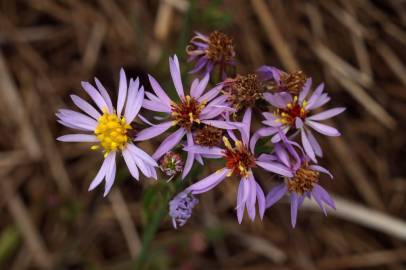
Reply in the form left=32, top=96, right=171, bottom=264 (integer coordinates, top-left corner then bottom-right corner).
left=206, top=31, right=235, bottom=63
left=287, top=166, right=319, bottom=195
left=223, top=74, right=264, bottom=111
left=194, top=125, right=223, bottom=147
left=266, top=70, right=307, bottom=95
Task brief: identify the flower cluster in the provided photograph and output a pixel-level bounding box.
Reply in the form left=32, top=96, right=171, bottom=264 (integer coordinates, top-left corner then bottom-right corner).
left=56, top=30, right=344, bottom=228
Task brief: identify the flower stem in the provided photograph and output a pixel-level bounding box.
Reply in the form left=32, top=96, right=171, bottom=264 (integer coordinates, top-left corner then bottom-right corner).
left=133, top=201, right=167, bottom=270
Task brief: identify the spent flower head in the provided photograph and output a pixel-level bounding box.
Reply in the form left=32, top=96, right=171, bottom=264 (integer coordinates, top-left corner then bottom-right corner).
left=186, top=31, right=236, bottom=79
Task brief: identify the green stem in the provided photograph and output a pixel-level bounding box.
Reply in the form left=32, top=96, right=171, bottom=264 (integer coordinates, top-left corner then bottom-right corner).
left=133, top=201, right=167, bottom=270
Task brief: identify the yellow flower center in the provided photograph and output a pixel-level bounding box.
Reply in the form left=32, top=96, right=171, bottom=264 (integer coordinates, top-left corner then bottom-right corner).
left=92, top=112, right=132, bottom=157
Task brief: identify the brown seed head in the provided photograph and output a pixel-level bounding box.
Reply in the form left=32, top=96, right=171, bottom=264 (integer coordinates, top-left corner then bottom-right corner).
left=194, top=125, right=223, bottom=147
left=223, top=74, right=264, bottom=111
left=287, top=166, right=319, bottom=195
left=206, top=31, right=235, bottom=63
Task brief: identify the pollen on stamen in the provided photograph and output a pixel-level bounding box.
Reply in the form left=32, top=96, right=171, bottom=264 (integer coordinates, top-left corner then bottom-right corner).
left=222, top=137, right=256, bottom=178
left=170, top=95, right=206, bottom=131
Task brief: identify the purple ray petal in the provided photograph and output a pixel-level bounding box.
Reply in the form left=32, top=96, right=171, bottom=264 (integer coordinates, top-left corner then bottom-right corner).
left=191, top=73, right=209, bottom=98
left=309, top=165, right=333, bottom=179
left=183, top=145, right=224, bottom=157
left=308, top=107, right=345, bottom=121
left=122, top=148, right=140, bottom=180
left=266, top=183, right=288, bottom=208
left=57, top=134, right=98, bottom=142
left=256, top=161, right=293, bottom=177
left=274, top=143, right=290, bottom=167
left=117, top=68, right=127, bottom=116
left=182, top=133, right=195, bottom=179
left=201, top=120, right=239, bottom=130
left=81, top=81, right=108, bottom=112
left=250, top=127, right=278, bottom=153
left=237, top=179, right=245, bottom=224
left=103, top=151, right=117, bottom=196
left=290, top=193, right=300, bottom=228
left=314, top=184, right=335, bottom=209
left=94, top=78, right=114, bottom=113
left=135, top=121, right=173, bottom=141
left=71, top=95, right=101, bottom=119
left=169, top=55, right=184, bottom=98
left=306, top=129, right=322, bottom=157
left=152, top=128, right=186, bottom=160
left=299, top=78, right=312, bottom=103
left=148, top=75, right=172, bottom=106
left=198, top=85, right=222, bottom=103
left=132, top=154, right=152, bottom=178
left=241, top=108, right=252, bottom=146
left=306, top=83, right=324, bottom=109
left=186, top=168, right=229, bottom=194
left=143, top=99, right=172, bottom=113
left=301, top=128, right=316, bottom=162
left=126, top=144, right=158, bottom=167
left=256, top=182, right=266, bottom=219
left=88, top=151, right=111, bottom=191
left=306, top=120, right=341, bottom=136
left=311, top=187, right=327, bottom=215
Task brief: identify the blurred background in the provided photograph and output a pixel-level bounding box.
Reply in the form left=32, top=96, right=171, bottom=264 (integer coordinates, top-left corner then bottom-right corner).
left=1, top=0, right=406, bottom=269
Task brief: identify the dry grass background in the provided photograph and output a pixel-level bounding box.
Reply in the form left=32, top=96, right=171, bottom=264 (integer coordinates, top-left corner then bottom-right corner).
left=0, top=0, right=406, bottom=269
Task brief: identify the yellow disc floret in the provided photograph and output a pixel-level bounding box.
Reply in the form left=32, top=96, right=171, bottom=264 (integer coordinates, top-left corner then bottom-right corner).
left=93, top=111, right=132, bottom=157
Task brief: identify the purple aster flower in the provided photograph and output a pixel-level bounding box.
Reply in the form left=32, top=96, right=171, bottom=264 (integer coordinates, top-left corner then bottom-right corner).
left=183, top=108, right=293, bottom=223
left=186, top=31, right=236, bottom=79
left=258, top=67, right=345, bottom=162
left=135, top=55, right=236, bottom=179
left=56, top=69, right=158, bottom=196
left=263, top=140, right=335, bottom=227
left=169, top=191, right=199, bottom=229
